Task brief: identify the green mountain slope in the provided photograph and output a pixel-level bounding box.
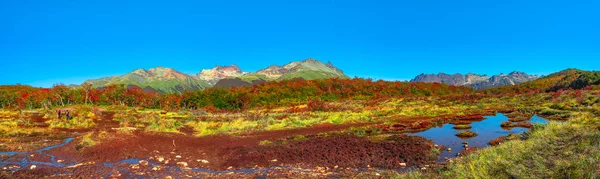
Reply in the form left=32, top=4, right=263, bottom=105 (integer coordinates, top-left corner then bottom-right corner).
left=86, top=67, right=210, bottom=93
left=256, top=58, right=348, bottom=81
left=85, top=59, right=349, bottom=92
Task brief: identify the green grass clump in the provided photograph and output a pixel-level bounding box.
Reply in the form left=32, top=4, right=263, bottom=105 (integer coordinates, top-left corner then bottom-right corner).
left=80, top=133, right=97, bottom=147
left=0, top=120, right=47, bottom=137
left=46, top=116, right=96, bottom=129
left=146, top=118, right=184, bottom=133
left=453, top=125, right=472, bottom=130
left=259, top=140, right=274, bottom=146
left=189, top=118, right=260, bottom=136
left=455, top=131, right=478, bottom=138
left=500, top=121, right=516, bottom=128
left=265, top=117, right=320, bottom=131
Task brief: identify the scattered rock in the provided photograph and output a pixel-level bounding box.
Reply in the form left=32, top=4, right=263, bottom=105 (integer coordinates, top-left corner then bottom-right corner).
left=165, top=176, right=173, bottom=179
left=177, top=162, right=188, bottom=168
left=110, top=170, right=122, bottom=178
left=130, top=164, right=140, bottom=169
left=375, top=173, right=381, bottom=176
left=421, top=167, right=427, bottom=170
left=157, top=156, right=165, bottom=163
left=175, top=155, right=182, bottom=159
left=139, top=160, right=149, bottom=166
left=227, top=166, right=233, bottom=170
left=448, top=148, right=452, bottom=151
left=29, top=165, right=36, bottom=170
left=199, top=159, right=209, bottom=164
left=57, top=160, right=64, bottom=163
left=152, top=166, right=161, bottom=171
left=399, top=163, right=407, bottom=167
left=270, top=159, right=278, bottom=162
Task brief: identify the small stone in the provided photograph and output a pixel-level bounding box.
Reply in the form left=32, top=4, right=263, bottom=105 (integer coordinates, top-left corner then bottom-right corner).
left=375, top=173, right=381, bottom=176
left=270, top=159, right=278, bottom=162
left=157, top=156, right=165, bottom=162
left=434, top=144, right=439, bottom=147
left=3, top=167, right=7, bottom=170
left=462, top=142, right=469, bottom=145
left=165, top=176, right=173, bottom=179
left=200, top=160, right=209, bottom=164
left=334, top=165, right=339, bottom=169
left=399, top=163, right=407, bottom=167
left=165, top=160, right=170, bottom=164
left=177, top=162, right=188, bottom=168
left=57, top=160, right=64, bottom=163
left=29, top=165, right=36, bottom=170
left=367, top=165, right=371, bottom=168
left=448, top=148, right=452, bottom=151
left=421, top=167, right=427, bottom=170
left=152, top=166, right=160, bottom=171
left=30, top=154, right=34, bottom=157
left=139, top=160, right=149, bottom=166
left=175, top=155, right=182, bottom=159
left=227, top=166, right=233, bottom=170
left=131, top=164, right=140, bottom=169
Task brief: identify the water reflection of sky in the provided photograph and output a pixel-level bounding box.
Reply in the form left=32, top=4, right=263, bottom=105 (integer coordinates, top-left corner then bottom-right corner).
left=411, top=113, right=547, bottom=162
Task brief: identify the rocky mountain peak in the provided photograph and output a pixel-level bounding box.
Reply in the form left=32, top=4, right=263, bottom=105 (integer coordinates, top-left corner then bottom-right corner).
left=411, top=71, right=540, bottom=90
left=197, top=65, right=244, bottom=83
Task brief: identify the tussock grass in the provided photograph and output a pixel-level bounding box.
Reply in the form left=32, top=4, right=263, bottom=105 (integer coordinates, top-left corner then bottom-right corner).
left=396, top=113, right=600, bottom=179
left=46, top=116, right=96, bottom=129
left=453, top=125, right=472, bottom=130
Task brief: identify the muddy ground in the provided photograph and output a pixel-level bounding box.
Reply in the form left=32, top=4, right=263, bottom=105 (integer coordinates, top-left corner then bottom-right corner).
left=0, top=110, right=513, bottom=178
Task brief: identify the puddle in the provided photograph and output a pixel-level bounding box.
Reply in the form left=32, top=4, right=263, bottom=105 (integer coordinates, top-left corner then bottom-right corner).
left=0, top=138, right=75, bottom=171
left=411, top=113, right=547, bottom=162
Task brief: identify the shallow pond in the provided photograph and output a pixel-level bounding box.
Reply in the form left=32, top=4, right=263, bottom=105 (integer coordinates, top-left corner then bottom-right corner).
left=412, top=113, right=547, bottom=162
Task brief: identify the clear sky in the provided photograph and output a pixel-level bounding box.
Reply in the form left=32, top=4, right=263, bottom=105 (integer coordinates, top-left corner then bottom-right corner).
left=1, top=0, right=599, bottom=87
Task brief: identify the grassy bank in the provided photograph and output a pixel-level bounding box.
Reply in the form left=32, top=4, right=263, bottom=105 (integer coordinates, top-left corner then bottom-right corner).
left=390, top=113, right=600, bottom=179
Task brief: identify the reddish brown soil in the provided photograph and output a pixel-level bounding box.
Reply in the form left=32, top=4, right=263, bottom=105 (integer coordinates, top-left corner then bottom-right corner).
left=489, top=136, right=505, bottom=146
left=222, top=134, right=440, bottom=169
left=44, top=123, right=374, bottom=171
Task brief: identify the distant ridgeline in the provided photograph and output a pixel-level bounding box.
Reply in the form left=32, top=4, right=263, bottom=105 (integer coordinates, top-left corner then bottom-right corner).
left=0, top=78, right=473, bottom=110
left=84, top=58, right=348, bottom=93
left=483, top=69, right=600, bottom=94
left=410, top=71, right=541, bottom=90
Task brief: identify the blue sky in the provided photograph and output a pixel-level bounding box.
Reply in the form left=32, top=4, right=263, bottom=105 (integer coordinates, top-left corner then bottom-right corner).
left=1, top=0, right=599, bottom=87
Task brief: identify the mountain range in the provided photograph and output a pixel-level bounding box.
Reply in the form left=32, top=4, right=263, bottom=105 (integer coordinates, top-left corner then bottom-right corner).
left=85, top=58, right=348, bottom=93
left=410, top=71, right=541, bottom=90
